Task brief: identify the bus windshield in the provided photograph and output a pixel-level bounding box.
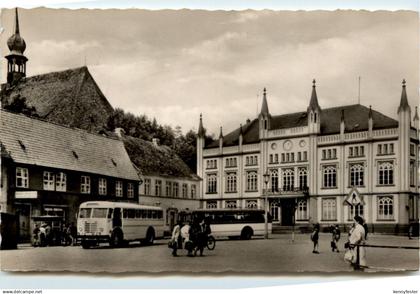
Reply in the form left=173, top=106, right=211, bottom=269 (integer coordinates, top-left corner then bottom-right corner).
left=79, top=208, right=92, bottom=218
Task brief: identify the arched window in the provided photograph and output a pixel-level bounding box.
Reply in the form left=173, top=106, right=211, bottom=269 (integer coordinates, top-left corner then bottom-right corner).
left=378, top=196, right=393, bottom=220
left=206, top=201, right=217, bottom=209
left=298, top=168, right=308, bottom=190
left=314, top=112, right=317, bottom=123
left=350, top=164, right=364, bottom=187
left=270, top=170, right=279, bottom=192
left=246, top=200, right=258, bottom=209
left=225, top=200, right=237, bottom=209
left=246, top=171, right=258, bottom=191
left=282, top=168, right=294, bottom=191
left=323, top=165, right=337, bottom=188
left=207, top=174, right=217, bottom=193
left=296, top=199, right=308, bottom=220
left=226, top=172, right=237, bottom=192
left=378, top=162, right=394, bottom=185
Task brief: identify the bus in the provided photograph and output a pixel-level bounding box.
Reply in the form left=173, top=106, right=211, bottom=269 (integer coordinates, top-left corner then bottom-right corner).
left=182, top=209, right=272, bottom=240
left=77, top=201, right=164, bottom=249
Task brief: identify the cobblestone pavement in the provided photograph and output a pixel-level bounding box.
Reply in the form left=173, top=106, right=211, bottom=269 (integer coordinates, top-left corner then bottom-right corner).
left=1, top=233, right=418, bottom=273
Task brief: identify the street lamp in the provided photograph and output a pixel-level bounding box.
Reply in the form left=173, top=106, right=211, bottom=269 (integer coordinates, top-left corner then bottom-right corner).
left=263, top=172, right=270, bottom=239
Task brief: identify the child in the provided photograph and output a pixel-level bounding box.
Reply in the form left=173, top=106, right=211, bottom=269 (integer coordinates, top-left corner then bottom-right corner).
left=331, top=224, right=341, bottom=252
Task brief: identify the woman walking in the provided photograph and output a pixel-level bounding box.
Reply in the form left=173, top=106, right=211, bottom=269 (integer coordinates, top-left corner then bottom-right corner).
left=311, top=223, right=320, bottom=254
left=345, top=215, right=367, bottom=270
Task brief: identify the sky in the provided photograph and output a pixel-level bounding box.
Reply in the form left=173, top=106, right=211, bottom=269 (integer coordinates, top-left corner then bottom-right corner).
left=0, top=8, right=418, bottom=137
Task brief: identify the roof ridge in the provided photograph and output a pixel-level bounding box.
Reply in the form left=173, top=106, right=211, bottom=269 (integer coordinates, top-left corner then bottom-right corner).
left=0, top=109, right=120, bottom=141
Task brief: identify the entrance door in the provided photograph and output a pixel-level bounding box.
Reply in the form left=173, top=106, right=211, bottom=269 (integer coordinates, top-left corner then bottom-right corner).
left=281, top=199, right=294, bottom=226
left=16, top=204, right=31, bottom=242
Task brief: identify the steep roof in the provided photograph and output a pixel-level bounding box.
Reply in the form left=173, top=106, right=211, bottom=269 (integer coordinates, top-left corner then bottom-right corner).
left=122, top=136, right=200, bottom=180
left=0, top=66, right=114, bottom=133
left=206, top=104, right=398, bottom=148
left=0, top=110, right=139, bottom=181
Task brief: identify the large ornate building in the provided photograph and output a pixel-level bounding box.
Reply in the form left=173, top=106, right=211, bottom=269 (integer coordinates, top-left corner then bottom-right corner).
left=197, top=81, right=419, bottom=233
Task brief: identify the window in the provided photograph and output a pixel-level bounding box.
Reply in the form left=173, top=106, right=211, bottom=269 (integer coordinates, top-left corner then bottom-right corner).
left=281, top=153, right=285, bottom=163
left=275, top=154, right=279, bottom=163
left=246, top=155, right=258, bottom=166
left=81, top=176, right=91, bottom=194
left=322, top=148, right=337, bottom=160
left=298, top=168, right=308, bottom=190
left=270, top=170, right=279, bottom=192
left=298, top=152, right=301, bottom=162
left=303, top=151, right=308, bottom=161
left=173, top=182, right=179, bottom=197
left=291, top=153, right=294, bottom=162
left=378, top=162, right=394, bottom=185
left=225, top=200, right=237, bottom=209
left=166, top=182, right=172, bottom=197
left=296, top=200, right=308, bottom=220
left=55, top=172, right=67, bottom=192
left=269, top=154, right=273, bottom=164
left=207, top=159, right=217, bottom=169
left=191, top=184, right=196, bottom=199
left=350, top=164, right=364, bottom=187
left=410, top=161, right=415, bottom=186
left=115, top=181, right=123, bottom=197
left=349, top=205, right=364, bottom=220
left=43, top=171, right=55, bottom=191
left=246, top=200, right=258, bottom=209
left=322, top=198, right=337, bottom=220
left=378, top=196, right=394, bottom=220
left=155, top=180, right=162, bottom=196
left=282, top=168, right=294, bottom=191
left=246, top=171, right=258, bottom=191
left=378, top=143, right=394, bottom=155
left=144, top=178, right=151, bottom=195
left=349, top=147, right=353, bottom=157
left=323, top=166, right=337, bottom=188
left=226, top=172, right=237, bottom=192
left=410, top=144, right=415, bottom=156
left=207, top=174, right=217, bottom=193
left=226, top=157, right=237, bottom=168
left=206, top=201, right=217, bottom=209
left=182, top=183, right=188, bottom=198
left=127, top=183, right=134, bottom=198
left=98, top=178, right=107, bottom=195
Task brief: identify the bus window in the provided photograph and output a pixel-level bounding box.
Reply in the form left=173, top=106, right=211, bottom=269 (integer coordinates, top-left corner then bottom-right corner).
left=123, top=209, right=129, bottom=219
left=128, top=209, right=135, bottom=219
left=79, top=208, right=92, bottom=218
left=92, top=208, right=108, bottom=218
left=113, top=208, right=122, bottom=227
left=135, top=209, right=141, bottom=219
left=151, top=210, right=157, bottom=219
left=107, top=208, right=113, bottom=219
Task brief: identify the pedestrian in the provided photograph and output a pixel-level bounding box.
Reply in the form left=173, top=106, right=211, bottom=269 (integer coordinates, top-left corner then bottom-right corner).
left=170, top=221, right=183, bottom=257
left=311, top=223, right=320, bottom=254
left=39, top=223, right=47, bottom=247
left=362, top=219, right=369, bottom=240
left=32, top=224, right=40, bottom=247
left=70, top=222, right=77, bottom=246
left=45, top=223, right=52, bottom=246
left=345, top=215, right=367, bottom=270
left=195, top=218, right=207, bottom=256
left=331, top=224, right=341, bottom=252
left=181, top=222, right=194, bottom=257
left=189, top=219, right=201, bottom=257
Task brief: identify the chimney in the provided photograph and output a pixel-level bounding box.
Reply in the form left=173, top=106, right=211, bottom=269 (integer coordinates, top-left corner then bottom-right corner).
left=152, top=138, right=160, bottom=146
left=114, top=127, right=125, bottom=138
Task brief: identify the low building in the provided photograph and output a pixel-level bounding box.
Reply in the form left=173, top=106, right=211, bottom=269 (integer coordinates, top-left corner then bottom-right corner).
left=0, top=110, right=140, bottom=241
left=122, top=135, right=201, bottom=232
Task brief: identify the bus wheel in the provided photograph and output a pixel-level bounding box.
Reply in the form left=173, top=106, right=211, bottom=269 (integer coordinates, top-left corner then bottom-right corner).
left=81, top=240, right=91, bottom=249
left=144, top=228, right=155, bottom=245
left=110, top=230, right=124, bottom=248
left=241, top=227, right=253, bottom=240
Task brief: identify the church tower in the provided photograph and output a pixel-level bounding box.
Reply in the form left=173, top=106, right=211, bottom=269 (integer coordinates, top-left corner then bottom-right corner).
left=5, top=8, right=28, bottom=84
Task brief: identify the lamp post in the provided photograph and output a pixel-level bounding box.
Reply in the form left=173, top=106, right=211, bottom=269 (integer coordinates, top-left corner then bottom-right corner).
left=263, top=172, right=270, bottom=239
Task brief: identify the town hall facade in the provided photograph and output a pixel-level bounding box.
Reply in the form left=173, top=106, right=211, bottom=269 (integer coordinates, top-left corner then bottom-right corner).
left=196, top=81, right=419, bottom=233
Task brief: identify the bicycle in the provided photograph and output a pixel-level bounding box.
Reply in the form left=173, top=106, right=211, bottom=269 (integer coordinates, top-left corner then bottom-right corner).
left=206, top=235, right=216, bottom=250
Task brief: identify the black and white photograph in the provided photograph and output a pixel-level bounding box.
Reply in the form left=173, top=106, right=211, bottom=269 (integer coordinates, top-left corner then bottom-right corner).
left=0, top=3, right=419, bottom=275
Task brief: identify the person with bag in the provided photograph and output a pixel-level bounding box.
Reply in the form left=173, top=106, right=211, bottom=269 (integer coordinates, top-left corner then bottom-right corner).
left=170, top=221, right=183, bottom=257
left=344, top=215, right=367, bottom=269
left=311, top=223, right=320, bottom=254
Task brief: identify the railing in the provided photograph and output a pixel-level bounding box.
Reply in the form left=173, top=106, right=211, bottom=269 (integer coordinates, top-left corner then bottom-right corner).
left=263, top=187, right=309, bottom=196
left=318, top=134, right=340, bottom=144
left=242, top=143, right=260, bottom=152
left=344, top=131, right=368, bottom=141
left=268, top=126, right=308, bottom=138
left=372, top=128, right=398, bottom=138
left=351, top=243, right=419, bottom=271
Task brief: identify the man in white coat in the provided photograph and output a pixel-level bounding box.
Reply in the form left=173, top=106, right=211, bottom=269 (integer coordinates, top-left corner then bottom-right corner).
left=348, top=215, right=367, bottom=269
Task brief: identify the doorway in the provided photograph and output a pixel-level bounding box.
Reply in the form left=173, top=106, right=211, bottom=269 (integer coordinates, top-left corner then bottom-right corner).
left=281, top=199, right=295, bottom=226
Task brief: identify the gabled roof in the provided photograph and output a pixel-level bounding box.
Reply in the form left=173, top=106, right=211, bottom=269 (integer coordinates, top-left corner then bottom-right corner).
left=121, top=136, right=200, bottom=180
left=205, top=104, right=398, bottom=148
left=0, top=110, right=139, bottom=181
left=0, top=66, right=114, bottom=133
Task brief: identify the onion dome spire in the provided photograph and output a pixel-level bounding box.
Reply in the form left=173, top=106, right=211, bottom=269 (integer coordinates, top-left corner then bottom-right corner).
left=7, top=8, right=26, bottom=55
left=398, top=79, right=410, bottom=113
